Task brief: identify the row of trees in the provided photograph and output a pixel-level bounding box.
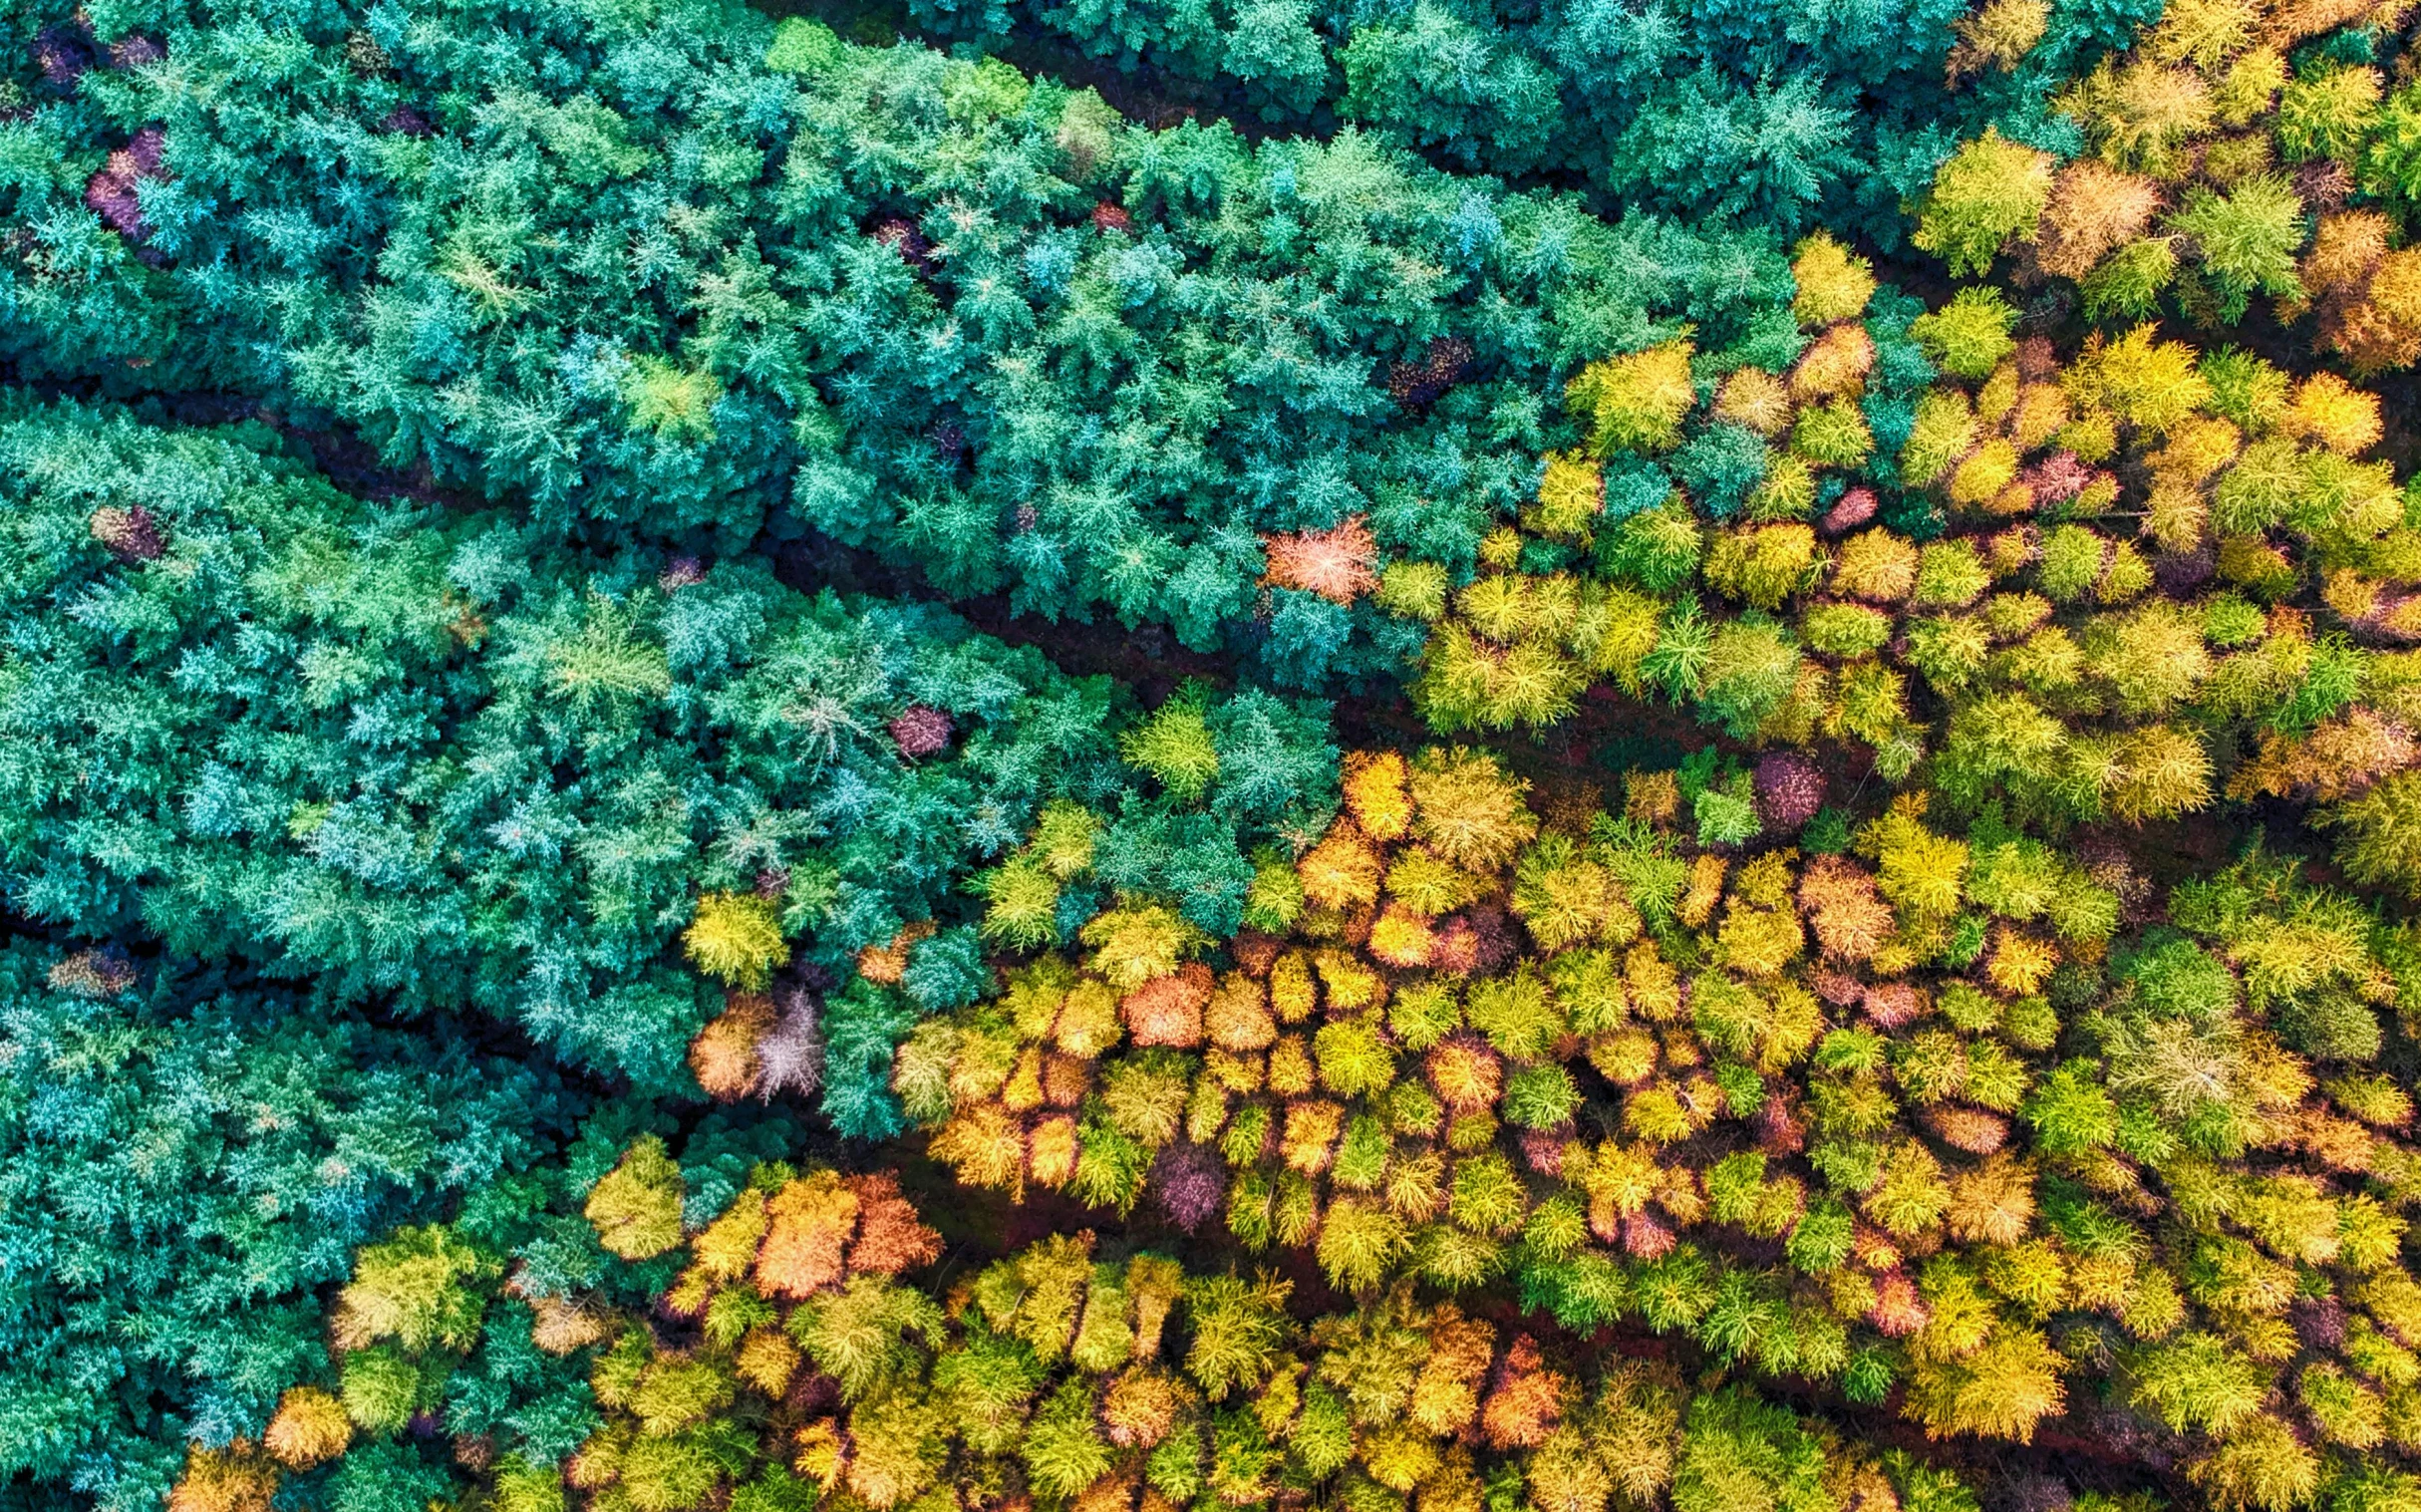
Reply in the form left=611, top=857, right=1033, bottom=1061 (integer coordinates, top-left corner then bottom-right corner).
left=838, top=743, right=2421, bottom=1483
left=6, top=387, right=2415, bottom=1502
left=172, top=1125, right=2046, bottom=1512
left=6, top=0, right=1822, bottom=688
left=0, top=937, right=594, bottom=1509
left=895, top=0, right=2154, bottom=239
left=9, top=3, right=2421, bottom=1509
left=0, top=399, right=1334, bottom=1125
left=1403, top=231, right=2421, bottom=892
left=12, top=8, right=2414, bottom=707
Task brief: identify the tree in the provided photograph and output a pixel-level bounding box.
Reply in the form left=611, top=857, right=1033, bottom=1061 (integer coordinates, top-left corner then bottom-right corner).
left=1408, top=750, right=1539, bottom=871
left=337, top=1225, right=502, bottom=1353
left=1912, top=132, right=2053, bottom=276
left=1338, top=4, right=1565, bottom=171
left=1184, top=1273, right=1295, bottom=1400
left=1570, top=343, right=1700, bottom=457
left=2169, top=174, right=2308, bottom=323
left=686, top=893, right=791, bottom=991
left=2276, top=65, right=2383, bottom=164
left=2188, top=1412, right=2321, bottom=1511
left=1123, top=691, right=1225, bottom=802
left=585, top=1137, right=689, bottom=1261
left=2324, top=768, right=2421, bottom=899
left=1792, top=233, right=1877, bottom=326
left=1909, top=287, right=2018, bottom=379
left=263, top=1387, right=352, bottom=1470
left=2036, top=160, right=2165, bottom=279
left=1670, top=1386, right=1831, bottom=1512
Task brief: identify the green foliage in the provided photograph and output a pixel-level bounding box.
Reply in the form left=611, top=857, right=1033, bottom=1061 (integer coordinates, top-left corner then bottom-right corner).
left=1123, top=692, right=1224, bottom=803
left=2079, top=236, right=2180, bottom=322
left=585, top=1137, right=687, bottom=1261
left=2131, top=1333, right=2271, bottom=1436
left=1910, top=286, right=2019, bottom=379
left=2327, top=769, right=2421, bottom=899
left=883, top=0, right=2102, bottom=245
left=1671, top=1386, right=1832, bottom=1512
left=2168, top=174, right=2308, bottom=322
left=0, top=402, right=1337, bottom=1131
left=11, top=7, right=2421, bottom=1512
left=2021, top=1060, right=2119, bottom=1157
left=1913, top=132, right=2053, bottom=276
left=0, top=4, right=1863, bottom=690
left=0, top=942, right=580, bottom=1507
